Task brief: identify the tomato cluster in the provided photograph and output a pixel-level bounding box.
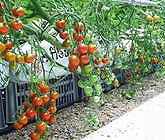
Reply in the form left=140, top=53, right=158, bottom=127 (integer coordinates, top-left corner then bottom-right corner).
left=146, top=15, right=161, bottom=24
left=0, top=4, right=24, bottom=34
left=12, top=81, right=59, bottom=140
left=0, top=42, right=36, bottom=67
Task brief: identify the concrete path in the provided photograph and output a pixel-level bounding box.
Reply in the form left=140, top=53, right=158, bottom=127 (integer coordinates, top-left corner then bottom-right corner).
left=83, top=92, right=165, bottom=140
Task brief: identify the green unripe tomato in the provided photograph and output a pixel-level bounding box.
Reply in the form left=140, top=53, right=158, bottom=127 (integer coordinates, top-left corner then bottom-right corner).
left=89, top=75, right=98, bottom=84
left=84, top=86, right=93, bottom=97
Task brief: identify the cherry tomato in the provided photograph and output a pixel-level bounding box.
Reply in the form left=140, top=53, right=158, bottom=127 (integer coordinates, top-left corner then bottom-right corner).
left=4, top=40, right=12, bottom=50
left=60, top=31, right=69, bottom=39
left=12, top=7, right=24, bottom=17
left=40, top=94, right=50, bottom=104
left=50, top=92, right=59, bottom=100
left=153, top=15, right=160, bottom=22
left=69, top=55, right=80, bottom=66
left=102, top=56, right=109, bottom=64
left=26, top=109, right=36, bottom=118
left=0, top=23, right=8, bottom=34
left=37, top=82, right=50, bottom=93
left=12, top=120, right=23, bottom=130
left=5, top=52, right=16, bottom=62
left=32, top=97, right=43, bottom=106
left=151, top=58, right=158, bottom=63
left=30, top=132, right=40, bottom=140
left=24, top=54, right=36, bottom=63
left=136, top=67, right=140, bottom=73
left=36, top=122, right=47, bottom=132
left=0, top=42, right=6, bottom=52
left=63, top=39, right=72, bottom=48
left=146, top=15, right=153, bottom=22
left=18, top=114, right=28, bottom=125
left=40, top=111, right=50, bottom=121
left=74, top=22, right=84, bottom=32
left=16, top=55, right=25, bottom=64
left=78, top=43, right=87, bottom=55
left=94, top=57, right=102, bottom=65
left=88, top=44, right=97, bottom=54
left=24, top=101, right=31, bottom=110
left=138, top=56, right=144, bottom=62
left=80, top=55, right=90, bottom=66
left=77, top=34, right=83, bottom=41
left=48, top=106, right=56, bottom=113
left=49, top=98, right=57, bottom=104
left=56, top=20, right=66, bottom=29
left=10, top=20, right=23, bottom=30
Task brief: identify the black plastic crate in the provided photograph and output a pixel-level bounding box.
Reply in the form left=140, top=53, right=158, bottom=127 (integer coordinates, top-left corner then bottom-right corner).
left=0, top=73, right=78, bottom=134
left=48, top=73, right=78, bottom=110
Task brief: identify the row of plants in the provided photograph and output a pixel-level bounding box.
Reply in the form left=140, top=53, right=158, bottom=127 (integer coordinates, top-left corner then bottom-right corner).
left=0, top=0, right=165, bottom=139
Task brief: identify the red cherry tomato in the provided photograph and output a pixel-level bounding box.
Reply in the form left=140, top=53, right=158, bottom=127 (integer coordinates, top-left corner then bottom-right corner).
left=69, top=55, right=80, bottom=66
left=78, top=43, right=87, bottom=55
left=32, top=97, right=43, bottom=106
left=37, top=82, right=50, bottom=93
left=10, top=20, right=23, bottom=30
left=28, top=90, right=36, bottom=101
left=30, top=132, right=40, bottom=140
left=40, top=111, right=50, bottom=121
left=74, top=22, right=84, bottom=32
left=80, top=55, right=90, bottom=66
left=12, top=7, right=24, bottom=17
left=12, top=120, right=23, bottom=130
left=56, top=20, right=66, bottom=29
left=48, top=105, right=57, bottom=113
left=88, top=44, right=97, bottom=54
left=51, top=91, right=59, bottom=100
left=0, top=23, right=8, bottom=34
left=60, top=31, right=69, bottom=39
left=26, top=109, right=36, bottom=118
left=102, top=56, right=109, bottom=64
left=36, top=122, right=47, bottom=132
left=40, top=94, right=50, bottom=104
left=77, top=34, right=83, bottom=41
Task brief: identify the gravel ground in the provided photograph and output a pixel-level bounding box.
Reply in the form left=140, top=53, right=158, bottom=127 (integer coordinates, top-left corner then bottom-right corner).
left=0, top=73, right=165, bottom=140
